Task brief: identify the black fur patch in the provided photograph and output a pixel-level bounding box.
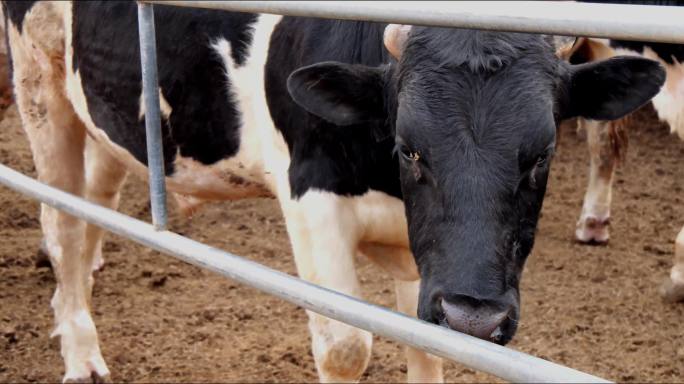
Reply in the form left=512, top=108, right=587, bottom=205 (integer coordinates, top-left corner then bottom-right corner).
left=610, top=40, right=684, bottom=65
left=3, top=1, right=36, bottom=31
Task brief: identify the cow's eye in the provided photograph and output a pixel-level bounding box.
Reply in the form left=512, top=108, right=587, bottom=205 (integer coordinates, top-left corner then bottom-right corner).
left=536, top=154, right=548, bottom=167
left=527, top=150, right=553, bottom=189
left=397, top=144, right=420, bottom=162
left=535, top=148, right=554, bottom=169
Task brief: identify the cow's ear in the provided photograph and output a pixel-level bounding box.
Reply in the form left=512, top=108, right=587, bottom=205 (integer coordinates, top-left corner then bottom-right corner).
left=561, top=56, right=665, bottom=120
left=287, top=62, right=386, bottom=126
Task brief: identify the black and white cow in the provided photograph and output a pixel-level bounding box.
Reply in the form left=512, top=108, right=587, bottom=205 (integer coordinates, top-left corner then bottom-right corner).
left=3, top=1, right=664, bottom=382
left=567, top=1, right=684, bottom=304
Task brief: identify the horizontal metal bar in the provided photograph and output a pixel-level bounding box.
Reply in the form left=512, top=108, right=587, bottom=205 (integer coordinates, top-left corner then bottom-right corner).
left=145, top=1, right=684, bottom=44
left=0, top=163, right=609, bottom=383
left=137, top=2, right=168, bottom=230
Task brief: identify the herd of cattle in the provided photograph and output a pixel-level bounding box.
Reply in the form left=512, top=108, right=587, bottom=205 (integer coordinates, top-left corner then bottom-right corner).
left=1, top=1, right=682, bottom=382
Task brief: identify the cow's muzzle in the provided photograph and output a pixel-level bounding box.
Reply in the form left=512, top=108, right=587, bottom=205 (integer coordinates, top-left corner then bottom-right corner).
left=438, top=294, right=517, bottom=345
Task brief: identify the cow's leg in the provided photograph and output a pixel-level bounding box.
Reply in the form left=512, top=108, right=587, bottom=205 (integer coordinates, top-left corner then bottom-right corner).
left=281, top=191, right=372, bottom=383
left=34, top=139, right=126, bottom=272
left=353, top=191, right=442, bottom=383
left=575, top=118, right=627, bottom=244
left=9, top=17, right=109, bottom=381
left=359, top=244, right=442, bottom=383
left=660, top=225, right=684, bottom=302
left=83, top=138, right=127, bottom=272
left=395, top=279, right=443, bottom=383
left=17, top=88, right=107, bottom=382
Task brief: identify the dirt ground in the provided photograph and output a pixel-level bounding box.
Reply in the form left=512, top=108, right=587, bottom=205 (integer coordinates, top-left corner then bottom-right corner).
left=0, top=101, right=683, bottom=383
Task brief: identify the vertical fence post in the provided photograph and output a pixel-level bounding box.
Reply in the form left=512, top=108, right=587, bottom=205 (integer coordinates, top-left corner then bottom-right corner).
left=137, top=2, right=168, bottom=230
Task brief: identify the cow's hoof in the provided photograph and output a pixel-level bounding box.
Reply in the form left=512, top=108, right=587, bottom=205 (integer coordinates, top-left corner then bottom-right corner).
left=63, top=371, right=110, bottom=384
left=56, top=313, right=110, bottom=384
left=575, top=216, right=610, bottom=245
left=318, top=336, right=371, bottom=382
left=659, top=278, right=684, bottom=303
left=62, top=355, right=110, bottom=384
left=35, top=239, right=52, bottom=269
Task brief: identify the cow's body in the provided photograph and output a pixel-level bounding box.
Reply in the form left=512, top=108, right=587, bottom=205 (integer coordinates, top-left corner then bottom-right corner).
left=567, top=34, right=684, bottom=303
left=4, top=1, right=666, bottom=382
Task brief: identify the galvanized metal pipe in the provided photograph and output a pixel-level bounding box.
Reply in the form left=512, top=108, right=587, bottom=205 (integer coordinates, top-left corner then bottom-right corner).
left=147, top=0, right=684, bottom=44
left=0, top=163, right=609, bottom=383
left=137, top=2, right=168, bottom=230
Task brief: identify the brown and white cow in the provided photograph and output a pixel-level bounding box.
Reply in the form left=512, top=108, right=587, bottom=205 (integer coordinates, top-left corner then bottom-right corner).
left=3, top=1, right=664, bottom=382
left=564, top=36, right=684, bottom=303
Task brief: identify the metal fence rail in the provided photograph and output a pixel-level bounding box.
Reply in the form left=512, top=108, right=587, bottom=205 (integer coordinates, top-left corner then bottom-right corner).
left=0, top=163, right=608, bottom=383
left=147, top=0, right=684, bottom=44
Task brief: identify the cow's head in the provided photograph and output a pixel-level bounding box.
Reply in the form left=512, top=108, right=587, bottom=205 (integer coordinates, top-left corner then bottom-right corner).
left=287, top=26, right=664, bottom=344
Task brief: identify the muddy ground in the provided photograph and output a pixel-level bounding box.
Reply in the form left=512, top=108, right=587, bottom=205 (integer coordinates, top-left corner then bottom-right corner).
left=0, top=102, right=683, bottom=382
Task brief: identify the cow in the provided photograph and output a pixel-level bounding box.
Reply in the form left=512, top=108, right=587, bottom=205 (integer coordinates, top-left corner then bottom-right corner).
left=563, top=34, right=684, bottom=303
left=2, top=1, right=665, bottom=382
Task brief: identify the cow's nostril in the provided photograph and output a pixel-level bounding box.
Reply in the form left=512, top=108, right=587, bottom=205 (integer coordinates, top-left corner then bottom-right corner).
left=440, top=298, right=511, bottom=343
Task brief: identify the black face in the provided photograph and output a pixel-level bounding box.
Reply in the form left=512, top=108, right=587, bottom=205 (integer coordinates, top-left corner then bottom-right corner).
left=392, top=28, right=564, bottom=344
left=287, top=27, right=665, bottom=344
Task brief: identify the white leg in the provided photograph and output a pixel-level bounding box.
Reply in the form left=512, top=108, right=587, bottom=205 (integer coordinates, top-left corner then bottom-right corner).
left=8, top=13, right=109, bottom=381
left=576, top=118, right=625, bottom=244
left=280, top=191, right=372, bottom=383
left=354, top=192, right=440, bottom=383
left=395, top=279, right=443, bottom=383
left=83, top=138, right=127, bottom=272
left=660, top=225, right=684, bottom=302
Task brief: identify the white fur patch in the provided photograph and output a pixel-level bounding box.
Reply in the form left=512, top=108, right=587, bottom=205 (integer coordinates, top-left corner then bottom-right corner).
left=138, top=88, right=172, bottom=120
left=642, top=48, right=684, bottom=140
left=206, top=14, right=287, bottom=194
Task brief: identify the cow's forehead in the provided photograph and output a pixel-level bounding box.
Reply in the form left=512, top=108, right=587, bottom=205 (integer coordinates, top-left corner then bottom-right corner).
left=396, top=65, right=557, bottom=125
left=400, top=27, right=554, bottom=74
left=394, top=68, right=557, bottom=160
left=393, top=28, right=561, bottom=124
